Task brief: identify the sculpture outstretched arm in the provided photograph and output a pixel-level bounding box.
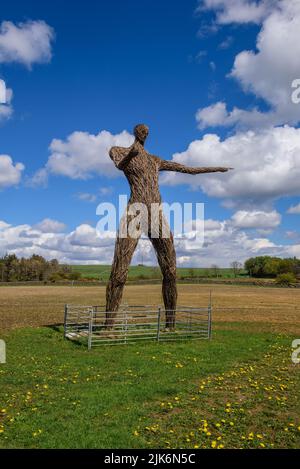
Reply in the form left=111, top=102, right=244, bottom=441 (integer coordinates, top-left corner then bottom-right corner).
left=159, top=159, right=233, bottom=174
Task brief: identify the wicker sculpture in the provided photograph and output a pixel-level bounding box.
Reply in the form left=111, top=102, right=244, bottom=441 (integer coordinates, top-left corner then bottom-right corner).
left=105, top=124, right=231, bottom=328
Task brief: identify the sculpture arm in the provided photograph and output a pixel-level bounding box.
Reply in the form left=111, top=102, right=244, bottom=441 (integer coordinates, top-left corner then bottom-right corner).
left=158, top=159, right=233, bottom=174
left=109, top=145, right=139, bottom=170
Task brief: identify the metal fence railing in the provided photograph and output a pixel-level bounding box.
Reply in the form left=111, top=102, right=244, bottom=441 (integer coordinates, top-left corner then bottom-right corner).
left=64, top=304, right=212, bottom=348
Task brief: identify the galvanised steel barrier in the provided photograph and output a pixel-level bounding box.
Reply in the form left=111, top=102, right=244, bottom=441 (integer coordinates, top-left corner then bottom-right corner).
left=64, top=304, right=212, bottom=349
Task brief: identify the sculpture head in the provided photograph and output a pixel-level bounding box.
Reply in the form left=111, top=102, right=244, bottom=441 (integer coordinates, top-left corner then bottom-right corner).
left=134, top=124, right=149, bottom=144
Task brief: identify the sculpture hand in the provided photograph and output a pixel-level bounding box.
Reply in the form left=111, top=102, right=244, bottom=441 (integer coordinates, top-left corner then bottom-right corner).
left=219, top=167, right=234, bottom=172
left=130, top=147, right=139, bottom=158
left=115, top=143, right=140, bottom=170
left=129, top=142, right=140, bottom=158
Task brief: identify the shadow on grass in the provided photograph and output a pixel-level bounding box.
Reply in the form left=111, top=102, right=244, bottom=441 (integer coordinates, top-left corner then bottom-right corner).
left=46, top=323, right=88, bottom=349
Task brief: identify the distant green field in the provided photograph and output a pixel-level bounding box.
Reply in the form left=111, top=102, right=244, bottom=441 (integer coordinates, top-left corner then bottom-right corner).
left=71, top=265, right=246, bottom=281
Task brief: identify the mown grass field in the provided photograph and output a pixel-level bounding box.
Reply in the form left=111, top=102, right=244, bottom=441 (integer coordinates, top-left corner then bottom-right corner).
left=71, top=264, right=246, bottom=280
left=0, top=284, right=299, bottom=449
left=0, top=283, right=299, bottom=333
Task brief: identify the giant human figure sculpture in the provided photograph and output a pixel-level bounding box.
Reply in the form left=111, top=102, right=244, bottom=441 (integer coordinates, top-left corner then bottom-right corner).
left=106, top=124, right=231, bottom=329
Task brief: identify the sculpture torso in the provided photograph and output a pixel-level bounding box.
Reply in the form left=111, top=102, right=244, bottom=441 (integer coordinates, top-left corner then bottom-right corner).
left=110, top=143, right=162, bottom=205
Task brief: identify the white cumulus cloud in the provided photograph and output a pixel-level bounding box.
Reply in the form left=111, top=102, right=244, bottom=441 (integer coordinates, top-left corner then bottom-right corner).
left=0, top=155, right=24, bottom=189
left=32, top=129, right=134, bottom=183
left=197, top=1, right=300, bottom=129
left=230, top=0, right=300, bottom=127
left=33, top=219, right=67, bottom=233
left=0, top=215, right=296, bottom=267
left=287, top=203, right=300, bottom=215
left=198, top=0, right=277, bottom=25
left=0, top=20, right=54, bottom=68
left=196, top=101, right=279, bottom=130
left=231, top=209, right=281, bottom=229
left=0, top=86, right=13, bottom=122
left=161, top=126, right=300, bottom=206
left=77, top=193, right=97, bottom=203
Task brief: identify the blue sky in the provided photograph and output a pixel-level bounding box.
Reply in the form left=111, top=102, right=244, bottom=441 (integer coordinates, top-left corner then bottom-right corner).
left=0, top=0, right=300, bottom=266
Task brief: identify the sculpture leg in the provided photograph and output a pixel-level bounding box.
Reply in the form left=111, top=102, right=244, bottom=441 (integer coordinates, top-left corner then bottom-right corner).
left=150, top=233, right=177, bottom=330
left=105, top=234, right=139, bottom=328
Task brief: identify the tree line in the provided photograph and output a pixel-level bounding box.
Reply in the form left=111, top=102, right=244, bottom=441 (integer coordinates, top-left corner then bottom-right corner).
left=244, top=256, right=300, bottom=283
left=1, top=253, right=299, bottom=284
left=0, top=254, right=81, bottom=282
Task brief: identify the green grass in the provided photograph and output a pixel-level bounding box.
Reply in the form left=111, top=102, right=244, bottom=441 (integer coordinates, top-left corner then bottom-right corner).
left=72, top=264, right=160, bottom=281
left=71, top=265, right=246, bottom=280
left=0, top=325, right=299, bottom=449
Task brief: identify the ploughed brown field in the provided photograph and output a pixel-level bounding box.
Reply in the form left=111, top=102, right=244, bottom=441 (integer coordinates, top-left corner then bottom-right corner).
left=0, top=284, right=299, bottom=334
